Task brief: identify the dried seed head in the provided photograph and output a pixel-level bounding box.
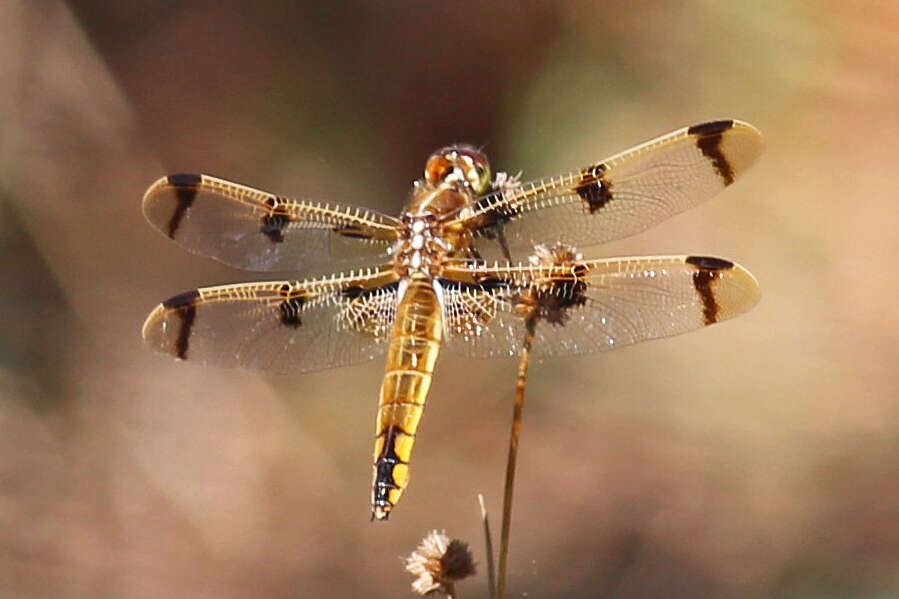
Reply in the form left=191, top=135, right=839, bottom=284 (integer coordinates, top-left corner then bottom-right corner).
left=406, top=530, right=476, bottom=595
left=528, top=242, right=583, bottom=266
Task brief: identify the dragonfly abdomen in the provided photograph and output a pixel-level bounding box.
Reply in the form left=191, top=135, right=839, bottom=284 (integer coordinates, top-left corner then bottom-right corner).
left=371, top=276, right=443, bottom=520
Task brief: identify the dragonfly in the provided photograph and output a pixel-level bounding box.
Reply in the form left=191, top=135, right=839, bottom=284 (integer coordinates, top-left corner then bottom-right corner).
left=142, top=119, right=763, bottom=520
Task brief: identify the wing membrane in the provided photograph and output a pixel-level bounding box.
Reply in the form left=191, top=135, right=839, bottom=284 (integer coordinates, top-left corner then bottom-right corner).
left=440, top=255, right=760, bottom=359
left=446, top=120, right=763, bottom=260
left=142, top=267, right=400, bottom=373
left=142, top=174, right=401, bottom=272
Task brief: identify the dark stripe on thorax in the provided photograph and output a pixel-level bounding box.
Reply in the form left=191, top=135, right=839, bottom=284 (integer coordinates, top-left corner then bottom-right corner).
left=165, top=174, right=201, bottom=238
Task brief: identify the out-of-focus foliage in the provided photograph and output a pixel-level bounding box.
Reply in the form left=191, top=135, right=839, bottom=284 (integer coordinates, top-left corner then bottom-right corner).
left=2, top=1, right=898, bottom=597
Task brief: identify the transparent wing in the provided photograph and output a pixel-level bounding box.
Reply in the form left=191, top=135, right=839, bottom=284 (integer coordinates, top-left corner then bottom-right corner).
left=142, top=174, right=401, bottom=272
left=445, top=120, right=763, bottom=260
left=440, top=255, right=760, bottom=359
left=142, top=267, right=400, bottom=374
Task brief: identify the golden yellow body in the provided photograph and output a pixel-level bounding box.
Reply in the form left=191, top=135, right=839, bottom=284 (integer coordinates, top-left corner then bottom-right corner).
left=371, top=275, right=444, bottom=520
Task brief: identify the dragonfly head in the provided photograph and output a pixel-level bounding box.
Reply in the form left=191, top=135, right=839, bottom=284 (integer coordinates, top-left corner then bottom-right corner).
left=424, top=144, right=491, bottom=195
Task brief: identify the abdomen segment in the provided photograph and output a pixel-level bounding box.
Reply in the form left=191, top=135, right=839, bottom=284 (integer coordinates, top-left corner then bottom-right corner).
left=372, top=276, right=443, bottom=520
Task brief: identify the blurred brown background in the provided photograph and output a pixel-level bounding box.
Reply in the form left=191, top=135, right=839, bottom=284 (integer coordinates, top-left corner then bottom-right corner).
left=2, top=1, right=898, bottom=597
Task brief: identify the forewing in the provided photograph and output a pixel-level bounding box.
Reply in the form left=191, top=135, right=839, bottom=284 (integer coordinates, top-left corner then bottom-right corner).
left=142, top=174, right=401, bottom=271
left=447, top=120, right=763, bottom=260
left=441, top=255, right=760, bottom=359
left=142, top=267, right=400, bottom=373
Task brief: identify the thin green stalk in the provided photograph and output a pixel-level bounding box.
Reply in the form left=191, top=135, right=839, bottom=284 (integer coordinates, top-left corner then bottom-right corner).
left=478, top=494, right=496, bottom=599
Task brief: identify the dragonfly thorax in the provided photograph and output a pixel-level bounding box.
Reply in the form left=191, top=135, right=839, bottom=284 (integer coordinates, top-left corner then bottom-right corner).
left=392, top=216, right=453, bottom=276
left=395, top=144, right=494, bottom=275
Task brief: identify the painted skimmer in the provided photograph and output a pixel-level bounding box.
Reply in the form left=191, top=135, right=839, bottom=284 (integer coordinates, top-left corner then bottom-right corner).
left=142, top=119, right=763, bottom=520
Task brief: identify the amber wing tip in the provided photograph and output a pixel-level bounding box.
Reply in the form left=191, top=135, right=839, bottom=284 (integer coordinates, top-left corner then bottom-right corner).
left=734, top=261, right=762, bottom=302
left=140, top=303, right=165, bottom=342
left=730, top=118, right=763, bottom=135
left=141, top=301, right=194, bottom=360
left=718, top=259, right=762, bottom=319
left=142, top=175, right=169, bottom=203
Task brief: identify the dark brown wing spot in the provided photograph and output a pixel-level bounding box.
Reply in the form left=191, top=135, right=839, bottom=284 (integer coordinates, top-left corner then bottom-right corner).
left=172, top=306, right=196, bottom=359
left=341, top=280, right=399, bottom=300
left=161, top=289, right=200, bottom=360
left=574, top=163, right=613, bottom=213
left=474, top=192, right=520, bottom=227
left=689, top=121, right=736, bottom=185
left=686, top=256, right=733, bottom=325
left=279, top=296, right=305, bottom=328
left=165, top=174, right=201, bottom=238
left=438, top=277, right=509, bottom=294
left=162, top=289, right=200, bottom=309
left=687, top=120, right=734, bottom=136
left=341, top=285, right=365, bottom=299
left=261, top=213, right=289, bottom=243
left=685, top=256, right=733, bottom=271
left=522, top=268, right=589, bottom=327
left=333, top=224, right=374, bottom=240
left=471, top=192, right=518, bottom=260
left=260, top=196, right=291, bottom=243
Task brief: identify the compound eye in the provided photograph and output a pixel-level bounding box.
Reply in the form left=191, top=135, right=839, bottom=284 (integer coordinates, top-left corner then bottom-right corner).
left=455, top=146, right=491, bottom=194
left=424, top=145, right=492, bottom=193
left=424, top=152, right=454, bottom=186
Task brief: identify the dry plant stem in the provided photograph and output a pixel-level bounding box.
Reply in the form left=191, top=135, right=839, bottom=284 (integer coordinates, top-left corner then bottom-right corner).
left=497, top=315, right=537, bottom=599
left=478, top=494, right=497, bottom=599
